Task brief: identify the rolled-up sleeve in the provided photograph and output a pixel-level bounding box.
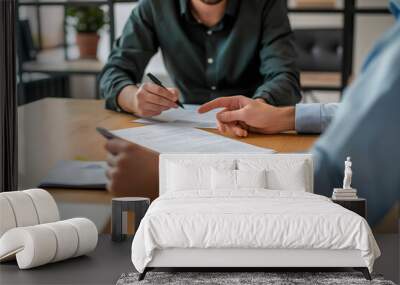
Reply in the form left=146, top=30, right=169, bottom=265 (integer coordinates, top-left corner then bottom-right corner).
left=295, top=103, right=339, bottom=134
left=99, top=0, right=158, bottom=111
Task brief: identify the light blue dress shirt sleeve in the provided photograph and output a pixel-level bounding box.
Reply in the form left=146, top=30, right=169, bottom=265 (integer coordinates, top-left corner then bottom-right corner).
left=311, top=6, right=400, bottom=226
left=295, top=103, right=339, bottom=134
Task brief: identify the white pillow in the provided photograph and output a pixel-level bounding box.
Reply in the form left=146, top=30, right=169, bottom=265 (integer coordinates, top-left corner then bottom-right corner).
left=237, top=169, right=267, bottom=189
left=238, top=159, right=309, bottom=192
left=167, top=160, right=235, bottom=191
left=267, top=164, right=307, bottom=191
left=211, top=169, right=267, bottom=190
left=168, top=163, right=210, bottom=191
left=211, top=169, right=236, bottom=190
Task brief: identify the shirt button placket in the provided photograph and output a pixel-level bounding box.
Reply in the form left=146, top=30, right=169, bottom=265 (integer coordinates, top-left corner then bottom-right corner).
left=206, top=29, right=216, bottom=99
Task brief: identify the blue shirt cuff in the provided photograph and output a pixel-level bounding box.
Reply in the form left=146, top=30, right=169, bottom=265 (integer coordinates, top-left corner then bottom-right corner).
left=295, top=103, right=322, bottom=134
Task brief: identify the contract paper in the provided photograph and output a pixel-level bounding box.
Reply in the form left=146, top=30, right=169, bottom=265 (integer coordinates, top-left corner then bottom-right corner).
left=112, top=124, right=275, bottom=154
left=133, top=104, right=220, bottom=129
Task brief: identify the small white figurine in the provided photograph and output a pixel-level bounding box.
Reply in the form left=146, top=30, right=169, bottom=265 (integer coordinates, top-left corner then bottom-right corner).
left=343, top=157, right=353, bottom=189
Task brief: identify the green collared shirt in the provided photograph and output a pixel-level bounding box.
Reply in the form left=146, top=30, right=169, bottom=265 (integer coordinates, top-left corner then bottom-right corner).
left=99, top=0, right=301, bottom=111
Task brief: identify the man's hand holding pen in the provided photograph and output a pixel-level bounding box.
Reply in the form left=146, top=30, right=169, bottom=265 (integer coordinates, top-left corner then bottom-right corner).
left=117, top=83, right=180, bottom=117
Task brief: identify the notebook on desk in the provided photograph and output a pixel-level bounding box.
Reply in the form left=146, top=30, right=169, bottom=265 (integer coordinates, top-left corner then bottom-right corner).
left=39, top=160, right=108, bottom=189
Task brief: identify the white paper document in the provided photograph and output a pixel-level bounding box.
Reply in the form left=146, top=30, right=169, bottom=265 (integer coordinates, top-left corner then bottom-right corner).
left=133, top=104, right=220, bottom=129
left=112, top=124, right=274, bottom=154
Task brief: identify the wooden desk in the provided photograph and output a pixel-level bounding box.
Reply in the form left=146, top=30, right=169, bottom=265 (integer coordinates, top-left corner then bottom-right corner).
left=18, top=98, right=318, bottom=232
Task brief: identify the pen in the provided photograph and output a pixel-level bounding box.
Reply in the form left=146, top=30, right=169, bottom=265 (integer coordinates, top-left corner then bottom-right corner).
left=96, top=127, right=118, bottom=140
left=147, top=73, right=185, bottom=109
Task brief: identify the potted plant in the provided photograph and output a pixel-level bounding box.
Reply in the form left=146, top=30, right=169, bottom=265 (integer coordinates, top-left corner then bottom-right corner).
left=66, top=6, right=107, bottom=59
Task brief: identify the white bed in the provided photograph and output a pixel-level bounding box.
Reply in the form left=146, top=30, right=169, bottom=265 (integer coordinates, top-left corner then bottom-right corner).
left=131, top=154, right=380, bottom=281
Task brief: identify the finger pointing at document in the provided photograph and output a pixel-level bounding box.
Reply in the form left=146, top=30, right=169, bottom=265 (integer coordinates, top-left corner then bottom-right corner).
left=198, top=95, right=296, bottom=137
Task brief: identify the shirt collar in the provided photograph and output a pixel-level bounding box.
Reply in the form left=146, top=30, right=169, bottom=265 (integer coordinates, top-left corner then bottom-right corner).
left=390, top=0, right=400, bottom=20
left=179, top=0, right=239, bottom=20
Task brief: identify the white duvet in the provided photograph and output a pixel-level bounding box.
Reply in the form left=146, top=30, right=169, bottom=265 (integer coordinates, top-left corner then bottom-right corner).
left=131, top=190, right=380, bottom=273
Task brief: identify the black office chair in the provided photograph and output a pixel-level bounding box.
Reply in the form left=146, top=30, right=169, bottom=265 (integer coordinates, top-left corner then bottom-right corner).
left=293, top=28, right=343, bottom=102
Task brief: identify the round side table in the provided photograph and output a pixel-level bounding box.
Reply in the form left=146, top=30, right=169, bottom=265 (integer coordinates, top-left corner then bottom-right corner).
left=111, top=197, right=150, bottom=242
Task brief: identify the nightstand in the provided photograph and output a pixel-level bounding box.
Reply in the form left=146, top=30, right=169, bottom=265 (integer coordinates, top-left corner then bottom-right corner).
left=112, top=197, right=150, bottom=242
left=332, top=198, right=367, bottom=218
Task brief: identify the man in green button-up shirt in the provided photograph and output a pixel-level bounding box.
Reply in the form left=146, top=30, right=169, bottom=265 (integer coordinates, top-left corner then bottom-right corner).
left=99, top=0, right=301, bottom=117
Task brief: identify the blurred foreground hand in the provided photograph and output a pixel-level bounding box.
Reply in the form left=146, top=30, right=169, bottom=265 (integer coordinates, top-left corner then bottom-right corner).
left=104, top=139, right=158, bottom=198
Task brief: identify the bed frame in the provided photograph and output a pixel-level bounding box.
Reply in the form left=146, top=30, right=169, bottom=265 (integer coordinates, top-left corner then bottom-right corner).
left=138, top=154, right=372, bottom=281
left=139, top=248, right=371, bottom=280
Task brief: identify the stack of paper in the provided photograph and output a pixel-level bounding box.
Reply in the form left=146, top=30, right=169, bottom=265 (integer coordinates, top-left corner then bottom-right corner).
left=112, top=124, right=274, bottom=154
left=332, top=188, right=358, bottom=200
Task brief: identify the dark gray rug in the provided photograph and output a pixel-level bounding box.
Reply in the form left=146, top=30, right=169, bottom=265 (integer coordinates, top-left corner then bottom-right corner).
left=117, top=272, right=396, bottom=285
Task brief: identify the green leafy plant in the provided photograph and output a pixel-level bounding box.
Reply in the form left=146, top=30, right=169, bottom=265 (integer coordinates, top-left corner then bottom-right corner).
left=66, top=6, right=107, bottom=34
